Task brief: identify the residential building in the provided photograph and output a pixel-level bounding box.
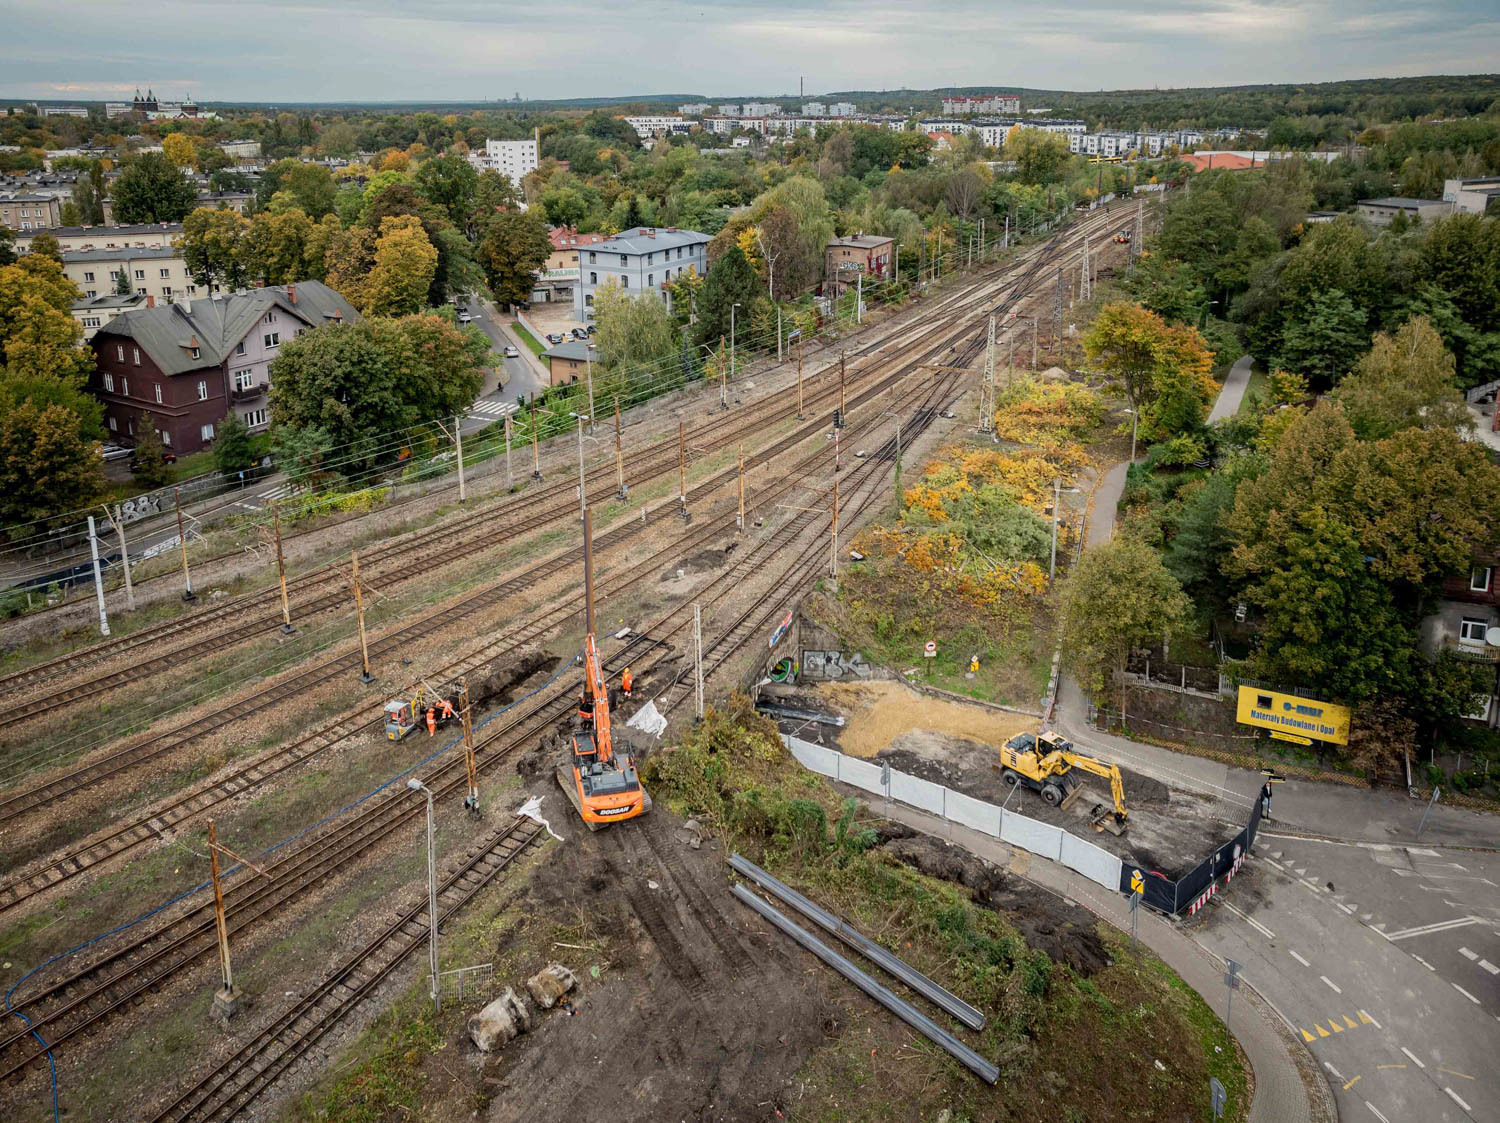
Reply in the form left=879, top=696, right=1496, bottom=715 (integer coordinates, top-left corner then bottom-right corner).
left=89, top=281, right=358, bottom=451
left=740, top=102, right=782, bottom=118
left=802, top=102, right=827, bottom=117
left=71, top=292, right=149, bottom=341
left=37, top=104, right=90, bottom=118
left=538, top=226, right=606, bottom=304
left=942, top=94, right=1020, bottom=116
left=828, top=102, right=857, bottom=118
left=1355, top=196, right=1453, bottom=226
left=678, top=103, right=712, bottom=117
left=541, top=338, right=593, bottom=386
left=62, top=247, right=202, bottom=304
left=824, top=233, right=894, bottom=296
left=0, top=193, right=62, bottom=232
left=623, top=115, right=689, bottom=139
left=105, top=102, right=133, bottom=119
left=14, top=222, right=182, bottom=255
left=467, top=138, right=539, bottom=186
left=573, top=225, right=711, bottom=321
left=220, top=140, right=262, bottom=160
left=1420, top=556, right=1500, bottom=726
left=1443, top=177, right=1500, bottom=216
left=719, top=104, right=741, bottom=117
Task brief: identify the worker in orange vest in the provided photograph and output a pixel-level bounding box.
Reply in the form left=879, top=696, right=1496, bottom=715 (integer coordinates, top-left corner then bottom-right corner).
left=426, top=706, right=437, bottom=737
left=621, top=667, right=633, bottom=698
left=439, top=697, right=455, bottom=722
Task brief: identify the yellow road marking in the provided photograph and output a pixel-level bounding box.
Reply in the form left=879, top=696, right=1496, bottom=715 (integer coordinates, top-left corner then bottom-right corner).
left=1438, top=1067, right=1475, bottom=1081
left=1376, top=1064, right=1407, bottom=1071
left=1343, top=1015, right=1358, bottom=1029
left=1358, top=1010, right=1374, bottom=1025
left=1329, top=1018, right=1343, bottom=1033
left=1316, top=1024, right=1330, bottom=1037
left=1343, top=1075, right=1362, bottom=1090
left=1301, top=1028, right=1316, bottom=1043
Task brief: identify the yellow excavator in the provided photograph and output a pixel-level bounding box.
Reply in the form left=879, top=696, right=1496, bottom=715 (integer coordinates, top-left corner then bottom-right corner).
left=999, top=730, right=1129, bottom=835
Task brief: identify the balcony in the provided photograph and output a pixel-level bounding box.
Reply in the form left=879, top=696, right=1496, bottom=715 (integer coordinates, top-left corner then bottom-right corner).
left=231, top=384, right=266, bottom=402
left=1444, top=637, right=1500, bottom=663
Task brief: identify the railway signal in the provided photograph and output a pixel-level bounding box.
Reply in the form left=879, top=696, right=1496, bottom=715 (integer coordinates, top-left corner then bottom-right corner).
left=614, top=398, right=628, bottom=500
left=272, top=501, right=294, bottom=634
left=461, top=679, right=480, bottom=817
left=206, top=818, right=271, bottom=1022
left=175, top=487, right=195, bottom=602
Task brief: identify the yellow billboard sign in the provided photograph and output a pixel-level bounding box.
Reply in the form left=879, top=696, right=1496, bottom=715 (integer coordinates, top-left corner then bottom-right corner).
left=1236, top=687, right=1350, bottom=746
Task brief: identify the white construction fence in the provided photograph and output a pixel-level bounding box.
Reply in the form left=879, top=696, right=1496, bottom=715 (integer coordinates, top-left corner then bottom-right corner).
left=782, top=734, right=1123, bottom=893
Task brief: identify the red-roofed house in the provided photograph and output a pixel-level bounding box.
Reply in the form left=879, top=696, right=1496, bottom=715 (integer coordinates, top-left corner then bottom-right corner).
left=537, top=226, right=608, bottom=305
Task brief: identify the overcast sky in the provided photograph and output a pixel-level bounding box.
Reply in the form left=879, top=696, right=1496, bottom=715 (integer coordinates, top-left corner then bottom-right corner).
left=3, top=0, right=1497, bottom=104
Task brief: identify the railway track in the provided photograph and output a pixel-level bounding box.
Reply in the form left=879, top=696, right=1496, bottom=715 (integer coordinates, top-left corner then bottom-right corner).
left=0, top=370, right=957, bottom=1117
left=0, top=202, right=1123, bottom=722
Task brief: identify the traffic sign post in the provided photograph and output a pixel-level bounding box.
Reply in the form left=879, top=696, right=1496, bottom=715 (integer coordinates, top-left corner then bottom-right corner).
left=1129, top=887, right=1140, bottom=942
left=1210, top=1076, right=1226, bottom=1121
left=923, top=641, right=937, bottom=678
left=1224, top=958, right=1242, bottom=1037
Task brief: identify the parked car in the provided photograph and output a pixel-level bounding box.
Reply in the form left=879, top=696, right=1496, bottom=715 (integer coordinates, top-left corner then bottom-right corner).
left=129, top=450, right=177, bottom=471
left=570, top=327, right=589, bottom=341
left=545, top=333, right=565, bottom=345
left=457, top=309, right=473, bottom=324
left=97, top=443, right=131, bottom=463
left=503, top=345, right=520, bottom=358
left=584, top=324, right=598, bottom=335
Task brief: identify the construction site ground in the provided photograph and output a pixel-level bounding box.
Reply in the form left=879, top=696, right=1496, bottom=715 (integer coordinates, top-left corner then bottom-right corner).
left=789, top=680, right=1241, bottom=879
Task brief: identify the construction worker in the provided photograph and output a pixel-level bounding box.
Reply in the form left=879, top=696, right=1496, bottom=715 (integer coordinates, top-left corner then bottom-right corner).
left=439, top=697, right=455, bottom=722
left=621, top=667, right=633, bottom=698
left=426, top=706, right=437, bottom=737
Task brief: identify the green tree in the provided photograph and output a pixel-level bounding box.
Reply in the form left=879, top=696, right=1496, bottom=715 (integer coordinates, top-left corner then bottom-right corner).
left=694, top=244, right=760, bottom=349
left=540, top=186, right=588, bottom=230
left=0, top=396, right=104, bottom=529
left=111, top=152, right=198, bottom=224
left=71, top=160, right=107, bottom=226
left=413, top=153, right=478, bottom=228
left=1005, top=127, right=1070, bottom=184
left=1333, top=316, right=1469, bottom=440
left=59, top=201, right=82, bottom=227
left=213, top=412, right=254, bottom=475
left=1061, top=537, right=1192, bottom=706
left=1084, top=302, right=1218, bottom=440
left=365, top=215, right=438, bottom=316
left=477, top=210, right=551, bottom=307
left=245, top=208, right=316, bottom=285
left=131, top=414, right=173, bottom=489
left=0, top=228, right=14, bottom=267
left=180, top=207, right=252, bottom=291
left=592, top=281, right=677, bottom=383
left=28, top=231, right=61, bottom=261
left=1277, top=289, right=1368, bottom=386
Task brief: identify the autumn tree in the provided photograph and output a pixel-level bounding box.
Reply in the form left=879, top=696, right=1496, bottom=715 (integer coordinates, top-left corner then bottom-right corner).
left=111, top=152, right=198, bottom=224
left=0, top=397, right=105, bottom=528
left=476, top=210, right=550, bottom=308
left=1061, top=536, right=1191, bottom=708
left=244, top=208, right=317, bottom=286
left=0, top=254, right=94, bottom=383
left=162, top=132, right=196, bottom=169
left=180, top=207, right=252, bottom=291
left=322, top=225, right=377, bottom=311
left=1332, top=316, right=1469, bottom=440
left=365, top=215, right=438, bottom=316
left=1084, top=302, right=1218, bottom=441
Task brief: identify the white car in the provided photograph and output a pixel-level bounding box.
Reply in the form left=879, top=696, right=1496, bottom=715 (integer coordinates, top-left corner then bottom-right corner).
left=503, top=345, right=520, bottom=359
left=457, top=310, right=473, bottom=325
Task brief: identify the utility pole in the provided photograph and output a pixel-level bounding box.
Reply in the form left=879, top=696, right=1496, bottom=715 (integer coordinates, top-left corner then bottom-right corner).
left=692, top=603, right=704, bottom=719
left=730, top=302, right=740, bottom=382
left=839, top=349, right=847, bottom=422
left=85, top=515, right=109, bottom=637
left=678, top=421, right=688, bottom=520
left=406, top=778, right=441, bottom=1015
left=892, top=241, right=899, bottom=288
left=273, top=502, right=293, bottom=634
left=856, top=269, right=862, bottom=325
left=1080, top=239, right=1090, bottom=302
left=174, top=487, right=194, bottom=601
left=1134, top=197, right=1144, bottom=259
left=1055, top=267, right=1063, bottom=343
left=351, top=551, right=374, bottom=684
left=1049, top=476, right=1061, bottom=583
left=613, top=398, right=627, bottom=499
left=830, top=473, right=840, bottom=578
left=1032, top=319, right=1038, bottom=370
left=776, top=305, right=782, bottom=363
left=719, top=334, right=728, bottom=410
left=979, top=315, right=996, bottom=435
left=529, top=399, right=542, bottom=480
left=737, top=441, right=745, bottom=532
left=574, top=413, right=587, bottom=521
left=935, top=230, right=941, bottom=280
left=504, top=414, right=513, bottom=489
left=103, top=504, right=134, bottom=612
left=585, top=345, right=596, bottom=435
left=460, top=679, right=479, bottom=816
left=796, top=337, right=805, bottom=420
left=206, top=818, right=269, bottom=1022
left=453, top=415, right=466, bottom=503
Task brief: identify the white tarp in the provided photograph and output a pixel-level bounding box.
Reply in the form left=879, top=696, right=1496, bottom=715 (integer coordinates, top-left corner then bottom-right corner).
left=1060, top=831, right=1122, bottom=888
left=1001, top=812, right=1063, bottom=862
left=515, top=794, right=563, bottom=841
left=626, top=700, right=668, bottom=738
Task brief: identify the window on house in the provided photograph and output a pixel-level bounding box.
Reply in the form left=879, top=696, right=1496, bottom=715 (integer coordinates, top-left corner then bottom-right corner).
left=121, top=376, right=129, bottom=396
left=83, top=316, right=100, bottom=328
left=160, top=429, right=172, bottom=447
left=264, top=332, right=280, bottom=348
left=646, top=253, right=653, bottom=264
left=107, top=416, right=117, bottom=432
left=165, top=287, right=174, bottom=298
left=187, top=285, right=197, bottom=296
left=134, top=269, right=144, bottom=280
left=197, top=380, right=208, bottom=401
left=648, top=274, right=654, bottom=287
left=585, top=295, right=594, bottom=307
left=200, top=423, right=215, bottom=442
left=111, top=270, right=121, bottom=281
left=84, top=271, right=94, bottom=282
left=245, top=408, right=268, bottom=428
left=1472, top=567, right=1492, bottom=593
left=116, top=344, right=124, bottom=361
left=621, top=276, right=629, bottom=289
left=1460, top=618, right=1488, bottom=644
left=236, top=341, right=245, bottom=356
left=235, top=370, right=255, bottom=391
left=159, top=268, right=170, bottom=279
left=132, top=347, right=140, bottom=365
left=265, top=311, right=276, bottom=323
left=154, top=384, right=163, bottom=404
left=589, top=272, right=597, bottom=285
left=103, top=372, right=114, bottom=391
left=620, top=255, right=628, bottom=265
left=136, top=287, right=146, bottom=295
left=86, top=290, right=96, bottom=298
left=589, top=252, right=596, bottom=263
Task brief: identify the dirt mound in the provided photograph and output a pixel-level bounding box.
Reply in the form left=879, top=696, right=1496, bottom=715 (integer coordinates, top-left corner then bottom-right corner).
left=880, top=833, right=1110, bottom=978
left=476, top=793, right=839, bottom=1122
left=817, top=680, right=1033, bottom=758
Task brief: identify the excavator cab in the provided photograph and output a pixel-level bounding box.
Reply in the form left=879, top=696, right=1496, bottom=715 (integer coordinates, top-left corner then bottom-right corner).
left=384, top=683, right=462, bottom=740
left=999, top=729, right=1128, bottom=833
left=384, top=698, right=417, bottom=740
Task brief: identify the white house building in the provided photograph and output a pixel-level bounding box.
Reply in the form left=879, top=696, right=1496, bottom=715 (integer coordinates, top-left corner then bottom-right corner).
left=623, top=115, right=690, bottom=139
left=467, top=138, right=539, bottom=186
left=573, top=226, right=711, bottom=322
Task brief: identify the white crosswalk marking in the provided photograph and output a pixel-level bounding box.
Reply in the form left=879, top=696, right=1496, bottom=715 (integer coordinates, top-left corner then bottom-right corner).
left=259, top=483, right=294, bottom=501
left=468, top=400, right=519, bottom=419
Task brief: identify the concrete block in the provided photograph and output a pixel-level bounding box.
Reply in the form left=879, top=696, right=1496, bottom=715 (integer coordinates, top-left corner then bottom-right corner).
left=526, top=963, right=578, bottom=1010
left=468, top=987, right=533, bottom=1052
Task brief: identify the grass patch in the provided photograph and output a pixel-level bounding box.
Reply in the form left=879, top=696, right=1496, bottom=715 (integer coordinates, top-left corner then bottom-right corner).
left=511, top=320, right=546, bottom=356
left=1238, top=369, right=1269, bottom=416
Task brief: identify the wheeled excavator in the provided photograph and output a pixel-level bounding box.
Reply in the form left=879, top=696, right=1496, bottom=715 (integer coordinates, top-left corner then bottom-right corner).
left=998, top=730, right=1129, bottom=835
left=554, top=508, right=651, bottom=830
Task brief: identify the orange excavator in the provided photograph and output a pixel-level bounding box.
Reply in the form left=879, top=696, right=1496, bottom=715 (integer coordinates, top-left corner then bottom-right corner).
left=555, top=508, right=650, bottom=829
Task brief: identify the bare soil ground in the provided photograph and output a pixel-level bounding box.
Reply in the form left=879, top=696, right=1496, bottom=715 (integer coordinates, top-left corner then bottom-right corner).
left=816, top=679, right=1034, bottom=757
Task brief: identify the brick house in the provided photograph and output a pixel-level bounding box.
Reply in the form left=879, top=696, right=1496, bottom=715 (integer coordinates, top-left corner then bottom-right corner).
left=824, top=234, right=894, bottom=297
left=89, top=281, right=358, bottom=454
left=1421, top=555, right=1500, bottom=726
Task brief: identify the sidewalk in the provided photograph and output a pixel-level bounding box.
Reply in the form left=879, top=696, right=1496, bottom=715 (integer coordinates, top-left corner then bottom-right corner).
left=871, top=796, right=1333, bottom=1123
left=1207, top=355, right=1254, bottom=423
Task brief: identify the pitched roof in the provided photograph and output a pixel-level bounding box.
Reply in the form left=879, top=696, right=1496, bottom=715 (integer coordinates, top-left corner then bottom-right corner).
left=64, top=246, right=180, bottom=263
left=93, top=281, right=359, bottom=376
left=589, top=226, right=711, bottom=255
left=1358, top=196, right=1447, bottom=208
left=829, top=234, right=893, bottom=250
left=548, top=226, right=608, bottom=251
left=542, top=339, right=592, bottom=363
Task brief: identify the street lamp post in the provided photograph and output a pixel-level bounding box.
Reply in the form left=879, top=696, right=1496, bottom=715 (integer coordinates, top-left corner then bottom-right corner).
left=584, top=344, right=597, bottom=435
left=406, top=777, right=440, bottom=1016
left=571, top=413, right=589, bottom=520
left=1124, top=408, right=1139, bottom=462
left=730, top=302, right=741, bottom=384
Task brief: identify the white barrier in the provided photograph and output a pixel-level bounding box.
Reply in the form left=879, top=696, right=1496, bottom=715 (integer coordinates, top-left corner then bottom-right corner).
left=781, top=735, right=1123, bottom=894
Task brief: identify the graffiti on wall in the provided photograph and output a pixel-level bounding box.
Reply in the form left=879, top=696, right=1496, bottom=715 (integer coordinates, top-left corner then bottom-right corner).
left=802, top=650, right=873, bottom=681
